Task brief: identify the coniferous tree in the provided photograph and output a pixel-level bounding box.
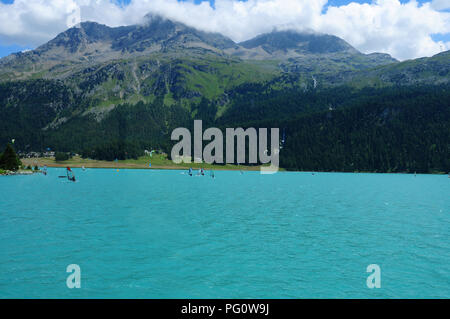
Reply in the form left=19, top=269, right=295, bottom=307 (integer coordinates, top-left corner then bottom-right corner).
left=0, top=144, right=21, bottom=171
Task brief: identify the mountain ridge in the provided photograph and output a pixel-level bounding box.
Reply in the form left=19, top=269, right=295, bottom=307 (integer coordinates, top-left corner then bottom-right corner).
left=0, top=15, right=397, bottom=77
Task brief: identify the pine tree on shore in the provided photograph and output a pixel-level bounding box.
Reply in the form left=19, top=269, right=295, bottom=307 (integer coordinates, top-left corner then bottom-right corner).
left=0, top=144, right=22, bottom=171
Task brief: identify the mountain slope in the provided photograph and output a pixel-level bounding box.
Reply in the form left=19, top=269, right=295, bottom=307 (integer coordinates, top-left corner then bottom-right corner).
left=0, top=15, right=237, bottom=81
left=348, top=50, right=450, bottom=86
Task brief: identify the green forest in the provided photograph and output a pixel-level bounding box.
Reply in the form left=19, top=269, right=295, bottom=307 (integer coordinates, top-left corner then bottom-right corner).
left=0, top=80, right=449, bottom=173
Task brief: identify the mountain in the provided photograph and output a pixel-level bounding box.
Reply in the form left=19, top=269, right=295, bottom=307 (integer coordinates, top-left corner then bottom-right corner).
left=0, top=15, right=449, bottom=173
left=0, top=18, right=403, bottom=111
left=232, top=30, right=358, bottom=57
left=0, top=23, right=397, bottom=81
left=0, top=15, right=237, bottom=80
left=226, top=30, right=398, bottom=84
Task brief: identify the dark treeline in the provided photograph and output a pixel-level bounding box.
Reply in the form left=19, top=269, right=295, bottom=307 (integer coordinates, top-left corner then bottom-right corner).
left=81, top=140, right=142, bottom=161
left=280, top=86, right=450, bottom=173
left=43, top=97, right=190, bottom=160
left=0, top=80, right=89, bottom=151
left=219, top=84, right=450, bottom=173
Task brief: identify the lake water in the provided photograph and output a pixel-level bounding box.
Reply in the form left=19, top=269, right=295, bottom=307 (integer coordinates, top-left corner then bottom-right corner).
left=0, top=169, right=449, bottom=298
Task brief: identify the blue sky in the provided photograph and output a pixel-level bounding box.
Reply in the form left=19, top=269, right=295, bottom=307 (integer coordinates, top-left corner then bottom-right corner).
left=114, top=0, right=449, bottom=9
left=0, top=0, right=449, bottom=60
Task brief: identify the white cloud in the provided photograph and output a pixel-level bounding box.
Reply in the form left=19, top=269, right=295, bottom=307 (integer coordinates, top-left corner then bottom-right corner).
left=431, top=0, right=450, bottom=11
left=0, top=0, right=449, bottom=60
left=319, top=0, right=450, bottom=60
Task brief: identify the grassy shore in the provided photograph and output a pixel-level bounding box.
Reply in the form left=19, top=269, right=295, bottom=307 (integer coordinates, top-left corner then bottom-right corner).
left=14, top=157, right=450, bottom=174
left=0, top=168, right=38, bottom=175
left=21, top=154, right=267, bottom=171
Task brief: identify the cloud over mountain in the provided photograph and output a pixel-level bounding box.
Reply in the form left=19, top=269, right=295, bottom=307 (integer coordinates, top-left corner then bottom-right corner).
left=0, top=0, right=449, bottom=60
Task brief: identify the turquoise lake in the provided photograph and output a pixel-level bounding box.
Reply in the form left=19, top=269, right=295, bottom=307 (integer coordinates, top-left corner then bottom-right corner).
left=0, top=169, right=449, bottom=298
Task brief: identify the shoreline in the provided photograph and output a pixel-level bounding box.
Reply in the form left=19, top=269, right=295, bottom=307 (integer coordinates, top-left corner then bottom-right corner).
left=18, top=157, right=448, bottom=175
left=0, top=169, right=41, bottom=176
left=20, top=156, right=264, bottom=172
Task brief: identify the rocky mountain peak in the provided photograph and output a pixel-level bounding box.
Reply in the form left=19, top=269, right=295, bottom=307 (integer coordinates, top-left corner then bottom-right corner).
left=239, top=30, right=358, bottom=55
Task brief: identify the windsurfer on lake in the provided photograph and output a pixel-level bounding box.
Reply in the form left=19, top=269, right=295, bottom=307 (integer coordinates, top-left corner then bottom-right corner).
left=67, top=167, right=76, bottom=182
